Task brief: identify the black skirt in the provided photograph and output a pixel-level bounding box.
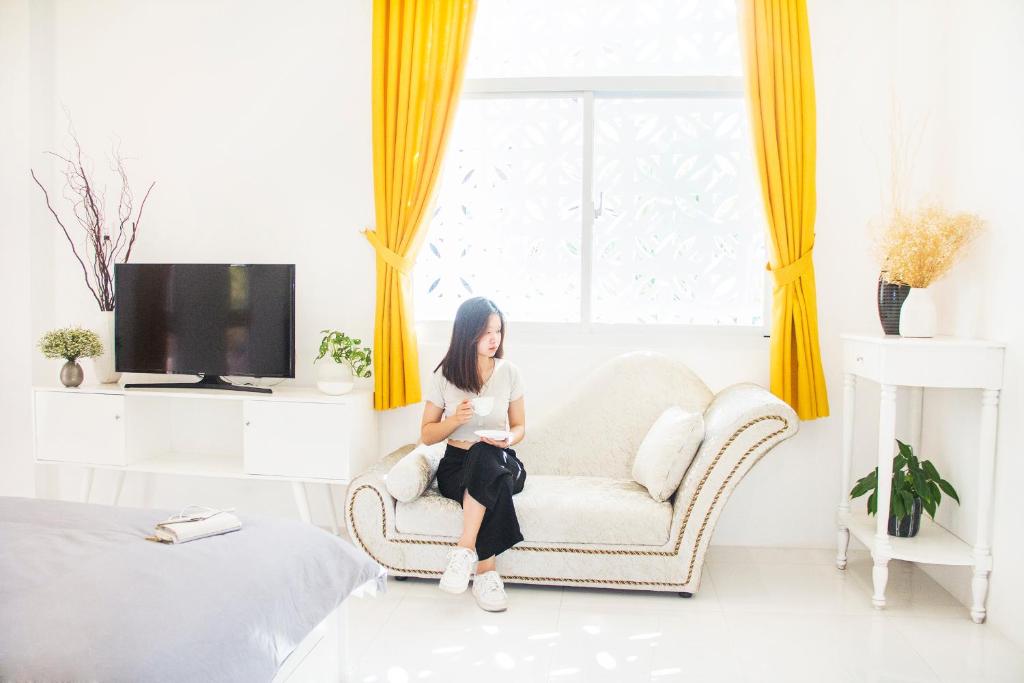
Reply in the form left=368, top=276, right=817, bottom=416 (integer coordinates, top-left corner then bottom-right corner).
left=435, top=441, right=527, bottom=560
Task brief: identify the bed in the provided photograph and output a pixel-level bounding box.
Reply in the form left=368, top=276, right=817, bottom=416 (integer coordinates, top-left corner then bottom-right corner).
left=0, top=496, right=384, bottom=682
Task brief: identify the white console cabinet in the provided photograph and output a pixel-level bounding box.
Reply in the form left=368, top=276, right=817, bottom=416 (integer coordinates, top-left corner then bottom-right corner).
left=32, top=384, right=378, bottom=531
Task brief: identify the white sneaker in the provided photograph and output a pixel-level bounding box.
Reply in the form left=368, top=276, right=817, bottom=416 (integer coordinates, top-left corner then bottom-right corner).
left=439, top=547, right=477, bottom=594
left=472, top=570, right=508, bottom=612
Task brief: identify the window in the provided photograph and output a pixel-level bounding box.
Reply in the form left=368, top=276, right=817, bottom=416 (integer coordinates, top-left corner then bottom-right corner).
left=414, top=0, right=765, bottom=328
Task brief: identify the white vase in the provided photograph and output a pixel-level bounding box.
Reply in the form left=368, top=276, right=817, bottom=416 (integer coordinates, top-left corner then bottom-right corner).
left=316, top=362, right=354, bottom=395
left=899, top=287, right=937, bottom=338
left=91, top=310, right=122, bottom=384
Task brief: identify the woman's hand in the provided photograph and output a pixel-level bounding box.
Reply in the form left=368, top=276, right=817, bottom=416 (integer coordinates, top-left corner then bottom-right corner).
left=480, top=434, right=511, bottom=449
left=449, top=399, right=474, bottom=426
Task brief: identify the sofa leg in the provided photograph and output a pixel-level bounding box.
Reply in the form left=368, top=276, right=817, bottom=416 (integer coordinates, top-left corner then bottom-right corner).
left=394, top=575, right=409, bottom=581
left=678, top=591, right=693, bottom=598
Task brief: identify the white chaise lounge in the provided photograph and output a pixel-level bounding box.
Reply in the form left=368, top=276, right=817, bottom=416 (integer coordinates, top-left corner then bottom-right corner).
left=346, top=351, right=799, bottom=596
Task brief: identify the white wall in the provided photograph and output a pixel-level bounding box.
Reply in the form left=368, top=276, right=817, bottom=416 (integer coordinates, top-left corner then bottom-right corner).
left=904, top=0, right=1024, bottom=650
left=0, top=0, right=35, bottom=497
left=5, top=0, right=1022, bottom=646
left=24, top=0, right=376, bottom=520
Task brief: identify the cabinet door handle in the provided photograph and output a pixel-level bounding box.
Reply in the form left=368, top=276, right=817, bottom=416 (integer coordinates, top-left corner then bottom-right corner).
left=856, top=356, right=864, bottom=362
left=114, top=414, right=121, bottom=421
left=245, top=420, right=251, bottom=427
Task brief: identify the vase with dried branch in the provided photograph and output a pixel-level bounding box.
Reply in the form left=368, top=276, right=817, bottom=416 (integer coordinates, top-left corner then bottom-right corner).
left=30, top=126, right=155, bottom=382
left=873, top=108, right=985, bottom=337
left=874, top=205, right=984, bottom=337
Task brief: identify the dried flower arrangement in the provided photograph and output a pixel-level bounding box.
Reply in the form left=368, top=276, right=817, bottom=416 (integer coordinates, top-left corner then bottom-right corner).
left=874, top=205, right=985, bottom=288
left=873, top=106, right=985, bottom=289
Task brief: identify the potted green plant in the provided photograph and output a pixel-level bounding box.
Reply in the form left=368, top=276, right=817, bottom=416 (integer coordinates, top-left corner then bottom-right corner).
left=38, top=327, right=104, bottom=388
left=850, top=439, right=960, bottom=537
left=313, top=330, right=372, bottom=395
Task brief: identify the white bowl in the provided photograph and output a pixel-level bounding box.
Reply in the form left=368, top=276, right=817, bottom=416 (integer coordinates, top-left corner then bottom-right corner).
left=317, top=380, right=354, bottom=396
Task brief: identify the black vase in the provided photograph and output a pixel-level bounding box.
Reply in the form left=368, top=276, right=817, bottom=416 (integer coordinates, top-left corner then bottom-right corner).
left=887, top=497, right=923, bottom=537
left=877, top=275, right=911, bottom=336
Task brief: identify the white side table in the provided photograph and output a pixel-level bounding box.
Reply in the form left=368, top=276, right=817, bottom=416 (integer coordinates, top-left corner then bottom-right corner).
left=836, top=334, right=1005, bottom=623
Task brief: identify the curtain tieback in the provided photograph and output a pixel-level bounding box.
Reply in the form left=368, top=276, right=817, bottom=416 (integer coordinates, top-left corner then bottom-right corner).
left=767, top=244, right=815, bottom=290
left=363, top=229, right=414, bottom=274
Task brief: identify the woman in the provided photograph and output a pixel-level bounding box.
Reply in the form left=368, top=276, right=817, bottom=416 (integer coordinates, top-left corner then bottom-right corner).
left=420, top=297, right=527, bottom=612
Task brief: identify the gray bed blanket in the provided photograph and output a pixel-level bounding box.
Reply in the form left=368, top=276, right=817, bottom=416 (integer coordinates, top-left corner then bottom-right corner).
left=0, top=496, right=384, bottom=682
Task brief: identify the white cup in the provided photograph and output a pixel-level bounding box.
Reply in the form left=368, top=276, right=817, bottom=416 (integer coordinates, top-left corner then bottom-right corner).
left=470, top=396, right=495, bottom=416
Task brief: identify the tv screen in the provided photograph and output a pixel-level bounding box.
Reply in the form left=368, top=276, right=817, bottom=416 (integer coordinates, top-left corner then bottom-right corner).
left=115, top=264, right=295, bottom=378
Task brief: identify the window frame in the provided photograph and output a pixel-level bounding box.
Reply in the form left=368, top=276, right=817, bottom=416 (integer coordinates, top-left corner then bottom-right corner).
left=416, top=74, right=771, bottom=338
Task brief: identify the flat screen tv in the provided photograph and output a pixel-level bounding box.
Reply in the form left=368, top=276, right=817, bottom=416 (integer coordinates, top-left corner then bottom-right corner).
left=115, top=263, right=295, bottom=393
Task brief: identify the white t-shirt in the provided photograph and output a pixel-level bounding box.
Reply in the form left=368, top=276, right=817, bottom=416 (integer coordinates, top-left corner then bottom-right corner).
left=423, top=358, right=525, bottom=443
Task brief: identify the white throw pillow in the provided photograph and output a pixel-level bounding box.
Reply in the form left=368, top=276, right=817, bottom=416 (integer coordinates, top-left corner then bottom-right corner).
left=385, top=442, right=445, bottom=503
left=632, top=406, right=705, bottom=502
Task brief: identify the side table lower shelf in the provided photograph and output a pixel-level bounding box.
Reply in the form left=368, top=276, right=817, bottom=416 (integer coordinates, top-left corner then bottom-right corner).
left=839, top=510, right=974, bottom=566
left=837, top=509, right=991, bottom=623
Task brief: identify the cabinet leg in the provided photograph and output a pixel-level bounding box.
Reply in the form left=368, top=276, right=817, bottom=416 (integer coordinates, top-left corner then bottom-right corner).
left=971, top=567, right=990, bottom=624
left=872, top=556, right=889, bottom=609
left=836, top=527, right=850, bottom=570
left=292, top=481, right=312, bottom=524
left=871, top=385, right=896, bottom=610
left=908, top=386, right=924, bottom=453
left=80, top=467, right=94, bottom=503
left=837, top=373, right=856, bottom=571
left=113, top=470, right=126, bottom=506
left=326, top=484, right=341, bottom=535
left=972, top=390, right=998, bottom=625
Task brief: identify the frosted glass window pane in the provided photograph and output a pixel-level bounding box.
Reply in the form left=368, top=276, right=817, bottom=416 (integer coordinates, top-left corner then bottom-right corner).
left=467, top=0, right=741, bottom=79
left=592, top=97, right=765, bottom=325
left=414, top=97, right=583, bottom=322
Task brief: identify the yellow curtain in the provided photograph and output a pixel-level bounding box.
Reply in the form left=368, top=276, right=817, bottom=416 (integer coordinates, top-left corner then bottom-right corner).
left=739, top=0, right=829, bottom=420
left=364, top=0, right=476, bottom=410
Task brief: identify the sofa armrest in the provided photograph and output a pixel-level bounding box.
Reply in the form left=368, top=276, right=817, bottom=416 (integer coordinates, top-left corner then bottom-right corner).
left=353, top=445, right=414, bottom=489
left=668, top=384, right=799, bottom=576
left=345, top=445, right=415, bottom=542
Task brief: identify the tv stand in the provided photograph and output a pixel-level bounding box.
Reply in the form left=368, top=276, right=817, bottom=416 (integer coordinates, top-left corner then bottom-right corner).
left=124, top=374, right=273, bottom=394
left=31, top=384, right=378, bottom=533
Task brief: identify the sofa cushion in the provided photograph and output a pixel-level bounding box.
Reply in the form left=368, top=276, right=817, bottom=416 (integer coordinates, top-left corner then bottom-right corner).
left=394, top=474, right=673, bottom=546
left=385, top=442, right=445, bottom=503
left=632, top=406, right=705, bottom=502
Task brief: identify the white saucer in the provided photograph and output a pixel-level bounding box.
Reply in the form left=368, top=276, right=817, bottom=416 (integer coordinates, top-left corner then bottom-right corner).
left=474, top=429, right=511, bottom=441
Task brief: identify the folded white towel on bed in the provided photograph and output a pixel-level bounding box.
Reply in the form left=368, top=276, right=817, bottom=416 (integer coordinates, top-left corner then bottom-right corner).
left=150, top=506, right=242, bottom=544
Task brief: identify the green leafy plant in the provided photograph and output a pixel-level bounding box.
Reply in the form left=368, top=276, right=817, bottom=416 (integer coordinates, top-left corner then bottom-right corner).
left=850, top=439, right=960, bottom=522
left=314, top=330, right=372, bottom=378
left=38, top=327, right=103, bottom=362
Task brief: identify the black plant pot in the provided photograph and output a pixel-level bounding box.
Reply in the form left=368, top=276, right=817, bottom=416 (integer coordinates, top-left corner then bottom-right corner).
left=877, top=275, right=911, bottom=336
left=887, top=497, right=923, bottom=537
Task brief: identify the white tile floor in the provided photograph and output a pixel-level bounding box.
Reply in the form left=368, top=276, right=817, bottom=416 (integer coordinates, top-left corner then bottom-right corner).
left=343, top=547, right=1024, bottom=683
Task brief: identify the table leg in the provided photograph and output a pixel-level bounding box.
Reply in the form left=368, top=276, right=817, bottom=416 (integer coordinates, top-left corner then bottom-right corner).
left=908, top=386, right=924, bottom=453
left=872, top=384, right=897, bottom=609
left=80, top=467, right=95, bottom=503
left=326, top=484, right=341, bottom=535
left=292, top=481, right=312, bottom=524
left=837, top=373, right=856, bottom=570
left=113, top=470, right=126, bottom=506
left=141, top=473, right=155, bottom=508
left=971, top=388, right=999, bottom=624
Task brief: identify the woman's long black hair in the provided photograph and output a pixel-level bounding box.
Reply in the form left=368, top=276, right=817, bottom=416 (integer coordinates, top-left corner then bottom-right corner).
left=434, top=297, right=506, bottom=394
